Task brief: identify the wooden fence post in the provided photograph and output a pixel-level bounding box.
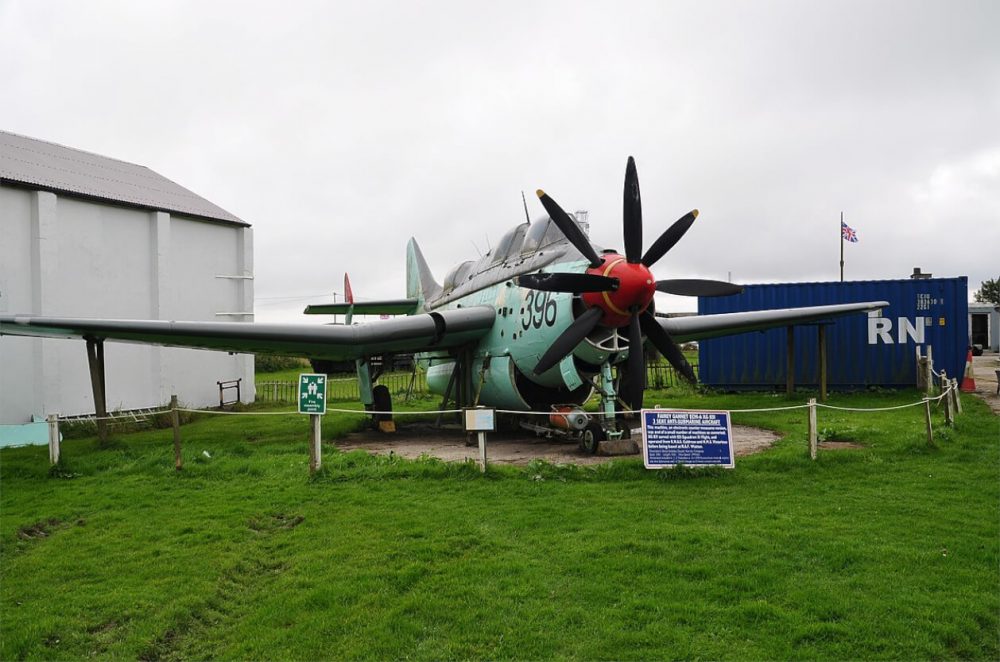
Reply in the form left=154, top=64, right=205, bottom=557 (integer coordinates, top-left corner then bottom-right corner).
left=923, top=398, right=934, bottom=447
left=170, top=394, right=182, bottom=471
left=925, top=345, right=934, bottom=396
left=952, top=378, right=962, bottom=414
left=807, top=398, right=818, bottom=460
left=915, top=346, right=925, bottom=390
left=309, top=414, right=322, bottom=474
left=47, top=414, right=60, bottom=465
left=941, top=371, right=953, bottom=427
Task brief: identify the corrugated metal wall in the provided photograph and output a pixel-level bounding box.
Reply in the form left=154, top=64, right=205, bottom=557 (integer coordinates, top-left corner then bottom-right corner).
left=698, top=278, right=969, bottom=389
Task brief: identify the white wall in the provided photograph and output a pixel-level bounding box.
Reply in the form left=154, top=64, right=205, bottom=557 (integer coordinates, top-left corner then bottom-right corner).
left=0, top=184, right=254, bottom=423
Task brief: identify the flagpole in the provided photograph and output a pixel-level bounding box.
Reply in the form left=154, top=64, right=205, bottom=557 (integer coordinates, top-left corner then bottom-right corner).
left=839, top=211, right=844, bottom=282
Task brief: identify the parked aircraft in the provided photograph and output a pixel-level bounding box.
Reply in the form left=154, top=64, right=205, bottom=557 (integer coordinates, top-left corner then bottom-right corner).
left=0, top=157, right=886, bottom=451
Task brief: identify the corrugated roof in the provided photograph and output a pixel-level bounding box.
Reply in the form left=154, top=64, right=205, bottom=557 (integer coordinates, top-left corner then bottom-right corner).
left=0, top=130, right=246, bottom=226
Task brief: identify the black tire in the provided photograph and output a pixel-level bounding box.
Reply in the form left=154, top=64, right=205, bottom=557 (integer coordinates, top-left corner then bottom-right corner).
left=372, top=384, right=392, bottom=421
left=580, top=422, right=606, bottom=455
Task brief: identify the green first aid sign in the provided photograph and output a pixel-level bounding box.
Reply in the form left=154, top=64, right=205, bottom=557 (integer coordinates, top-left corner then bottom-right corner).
left=298, top=373, right=327, bottom=414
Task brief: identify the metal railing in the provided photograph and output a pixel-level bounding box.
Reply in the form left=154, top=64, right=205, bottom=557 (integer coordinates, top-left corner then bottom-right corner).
left=645, top=362, right=699, bottom=389
left=256, top=371, right=428, bottom=403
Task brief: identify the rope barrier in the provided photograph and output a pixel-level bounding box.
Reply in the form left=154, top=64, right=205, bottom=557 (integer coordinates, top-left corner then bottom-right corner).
left=57, top=380, right=958, bottom=422
left=172, top=407, right=463, bottom=417
left=816, top=401, right=927, bottom=412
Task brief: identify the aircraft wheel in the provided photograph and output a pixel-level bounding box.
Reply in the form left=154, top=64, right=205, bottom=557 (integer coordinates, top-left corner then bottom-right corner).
left=371, top=384, right=393, bottom=432
left=580, top=422, right=606, bottom=455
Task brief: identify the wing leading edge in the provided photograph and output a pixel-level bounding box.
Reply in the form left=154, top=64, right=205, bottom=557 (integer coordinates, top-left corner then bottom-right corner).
left=0, top=307, right=496, bottom=361
left=659, top=301, right=889, bottom=342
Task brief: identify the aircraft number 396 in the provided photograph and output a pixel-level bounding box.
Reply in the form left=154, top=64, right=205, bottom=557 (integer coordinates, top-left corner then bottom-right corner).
left=521, top=291, right=557, bottom=330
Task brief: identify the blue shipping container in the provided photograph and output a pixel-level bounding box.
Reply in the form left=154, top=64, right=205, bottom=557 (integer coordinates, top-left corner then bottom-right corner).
left=698, top=277, right=969, bottom=389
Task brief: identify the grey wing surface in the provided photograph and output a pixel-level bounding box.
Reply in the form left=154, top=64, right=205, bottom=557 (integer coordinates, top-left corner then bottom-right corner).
left=0, top=307, right=495, bottom=360
left=659, top=301, right=888, bottom=342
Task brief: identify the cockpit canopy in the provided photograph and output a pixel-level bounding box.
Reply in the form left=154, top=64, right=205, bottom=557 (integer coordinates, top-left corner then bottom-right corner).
left=491, top=223, right=529, bottom=264
left=442, top=260, right=475, bottom=291
left=522, top=214, right=589, bottom=255
left=439, top=212, right=594, bottom=294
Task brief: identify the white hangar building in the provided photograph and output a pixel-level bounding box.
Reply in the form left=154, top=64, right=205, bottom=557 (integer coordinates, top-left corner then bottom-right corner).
left=0, top=130, right=254, bottom=424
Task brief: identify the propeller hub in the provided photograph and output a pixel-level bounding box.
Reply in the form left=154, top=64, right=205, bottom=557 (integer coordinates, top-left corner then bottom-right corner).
left=581, top=253, right=656, bottom=327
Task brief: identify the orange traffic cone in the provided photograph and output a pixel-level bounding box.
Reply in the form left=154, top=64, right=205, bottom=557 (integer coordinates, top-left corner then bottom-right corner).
left=960, top=348, right=976, bottom=392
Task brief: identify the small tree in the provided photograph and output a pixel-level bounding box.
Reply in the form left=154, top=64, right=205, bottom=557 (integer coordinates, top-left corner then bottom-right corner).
left=973, top=277, right=1000, bottom=306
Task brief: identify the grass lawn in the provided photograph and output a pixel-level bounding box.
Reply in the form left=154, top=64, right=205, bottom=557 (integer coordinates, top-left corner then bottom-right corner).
left=2, top=389, right=997, bottom=660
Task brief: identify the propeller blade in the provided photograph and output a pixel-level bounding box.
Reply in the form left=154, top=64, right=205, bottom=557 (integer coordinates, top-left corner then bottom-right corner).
left=621, top=314, right=646, bottom=410
left=536, top=190, right=604, bottom=268
left=641, top=210, right=698, bottom=268
left=517, top=272, right=618, bottom=294
left=533, top=307, right=604, bottom=375
left=640, top=311, right=697, bottom=384
left=623, top=156, right=643, bottom=263
left=655, top=279, right=744, bottom=297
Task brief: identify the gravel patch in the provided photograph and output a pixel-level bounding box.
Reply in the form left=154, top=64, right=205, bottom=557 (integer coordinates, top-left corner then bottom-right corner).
left=335, top=422, right=780, bottom=465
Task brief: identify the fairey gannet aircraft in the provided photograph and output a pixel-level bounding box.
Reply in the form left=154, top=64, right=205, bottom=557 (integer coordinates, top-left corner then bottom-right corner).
left=0, top=157, right=886, bottom=451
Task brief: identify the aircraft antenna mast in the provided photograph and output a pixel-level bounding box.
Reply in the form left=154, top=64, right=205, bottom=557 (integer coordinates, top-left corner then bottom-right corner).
left=521, top=190, right=531, bottom=225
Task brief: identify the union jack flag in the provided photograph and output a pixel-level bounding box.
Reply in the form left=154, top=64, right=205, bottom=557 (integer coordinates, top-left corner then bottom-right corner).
left=841, top=221, right=858, bottom=243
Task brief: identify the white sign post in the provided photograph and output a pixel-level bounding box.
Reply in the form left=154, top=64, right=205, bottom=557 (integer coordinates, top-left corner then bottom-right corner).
left=463, top=407, right=496, bottom=472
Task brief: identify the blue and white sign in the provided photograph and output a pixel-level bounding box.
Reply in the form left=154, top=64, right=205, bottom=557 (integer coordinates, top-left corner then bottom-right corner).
left=641, top=409, right=734, bottom=469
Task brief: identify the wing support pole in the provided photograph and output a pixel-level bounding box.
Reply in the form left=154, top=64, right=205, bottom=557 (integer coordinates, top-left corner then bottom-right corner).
left=85, top=337, right=109, bottom=445
left=785, top=326, right=795, bottom=396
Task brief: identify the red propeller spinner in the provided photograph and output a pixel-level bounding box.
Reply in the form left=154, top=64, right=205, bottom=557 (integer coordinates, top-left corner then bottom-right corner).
left=581, top=253, right=656, bottom=328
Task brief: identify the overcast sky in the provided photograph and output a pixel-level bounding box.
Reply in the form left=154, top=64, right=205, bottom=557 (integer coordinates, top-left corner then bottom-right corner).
left=2, top=0, right=997, bottom=322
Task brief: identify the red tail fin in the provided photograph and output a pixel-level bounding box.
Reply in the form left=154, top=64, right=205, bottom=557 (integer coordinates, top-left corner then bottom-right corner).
left=344, top=273, right=354, bottom=304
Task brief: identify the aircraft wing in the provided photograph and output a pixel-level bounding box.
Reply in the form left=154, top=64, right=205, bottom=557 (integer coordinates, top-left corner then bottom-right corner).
left=0, top=307, right=495, bottom=360
left=659, top=301, right=888, bottom=342
left=303, top=299, right=419, bottom=316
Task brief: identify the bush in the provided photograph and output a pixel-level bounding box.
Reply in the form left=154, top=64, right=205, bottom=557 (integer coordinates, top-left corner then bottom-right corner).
left=255, top=355, right=309, bottom=373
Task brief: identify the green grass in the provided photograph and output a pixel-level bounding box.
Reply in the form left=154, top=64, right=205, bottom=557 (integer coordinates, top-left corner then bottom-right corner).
left=2, top=389, right=998, bottom=660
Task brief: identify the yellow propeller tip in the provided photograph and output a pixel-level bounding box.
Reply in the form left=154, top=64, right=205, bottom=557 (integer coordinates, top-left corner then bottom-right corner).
left=536, top=189, right=546, bottom=198
left=692, top=209, right=699, bottom=218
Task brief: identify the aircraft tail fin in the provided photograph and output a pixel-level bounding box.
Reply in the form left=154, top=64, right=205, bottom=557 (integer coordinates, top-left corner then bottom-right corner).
left=406, top=237, right=441, bottom=309
left=344, top=273, right=355, bottom=304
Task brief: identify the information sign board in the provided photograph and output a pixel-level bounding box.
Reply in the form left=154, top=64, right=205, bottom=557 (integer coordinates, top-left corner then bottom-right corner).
left=298, top=373, right=327, bottom=415
left=641, top=409, right=734, bottom=469
left=463, top=407, right=495, bottom=432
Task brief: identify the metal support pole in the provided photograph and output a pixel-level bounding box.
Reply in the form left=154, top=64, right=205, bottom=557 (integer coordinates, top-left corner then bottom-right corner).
left=818, top=325, right=828, bottom=403
left=435, top=361, right=459, bottom=428
left=85, top=337, right=109, bottom=445
left=47, top=413, right=60, bottom=465
left=808, top=398, right=818, bottom=460
left=785, top=326, right=795, bottom=396
left=356, top=358, right=374, bottom=406
left=599, top=362, right=618, bottom=424
left=170, top=394, right=182, bottom=471
left=309, top=414, right=322, bottom=474
left=839, top=211, right=844, bottom=282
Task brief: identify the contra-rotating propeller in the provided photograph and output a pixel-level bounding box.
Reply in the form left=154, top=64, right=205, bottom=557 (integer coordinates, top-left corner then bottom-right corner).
left=516, top=156, right=742, bottom=410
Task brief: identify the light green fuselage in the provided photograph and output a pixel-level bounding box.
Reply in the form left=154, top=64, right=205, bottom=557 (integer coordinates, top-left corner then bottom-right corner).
left=419, top=260, right=628, bottom=411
